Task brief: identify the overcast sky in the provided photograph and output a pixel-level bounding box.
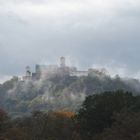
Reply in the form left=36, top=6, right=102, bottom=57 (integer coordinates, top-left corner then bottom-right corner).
left=0, top=0, right=140, bottom=82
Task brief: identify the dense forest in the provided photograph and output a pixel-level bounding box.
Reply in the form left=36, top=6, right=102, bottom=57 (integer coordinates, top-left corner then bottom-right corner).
left=1, top=70, right=140, bottom=139
left=1, top=91, right=140, bottom=140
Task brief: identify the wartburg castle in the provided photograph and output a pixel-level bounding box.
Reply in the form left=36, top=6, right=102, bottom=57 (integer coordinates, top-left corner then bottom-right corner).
left=22, top=57, right=106, bottom=81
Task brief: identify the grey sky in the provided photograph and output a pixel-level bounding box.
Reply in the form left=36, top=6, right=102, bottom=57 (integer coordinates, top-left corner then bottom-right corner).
left=0, top=0, right=140, bottom=82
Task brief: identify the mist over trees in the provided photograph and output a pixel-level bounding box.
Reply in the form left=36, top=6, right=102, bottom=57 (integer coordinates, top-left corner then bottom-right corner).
left=1, top=69, right=140, bottom=139
left=0, top=70, right=140, bottom=117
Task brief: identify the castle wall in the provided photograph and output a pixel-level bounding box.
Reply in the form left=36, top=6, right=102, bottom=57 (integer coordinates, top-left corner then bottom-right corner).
left=23, top=57, right=89, bottom=81
left=70, top=71, right=88, bottom=77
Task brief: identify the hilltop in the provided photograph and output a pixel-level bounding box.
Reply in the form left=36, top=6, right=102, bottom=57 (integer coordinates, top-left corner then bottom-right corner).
left=0, top=68, right=140, bottom=117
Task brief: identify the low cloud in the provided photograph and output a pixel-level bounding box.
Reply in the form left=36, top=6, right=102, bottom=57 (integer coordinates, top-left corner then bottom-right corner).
left=0, top=0, right=140, bottom=80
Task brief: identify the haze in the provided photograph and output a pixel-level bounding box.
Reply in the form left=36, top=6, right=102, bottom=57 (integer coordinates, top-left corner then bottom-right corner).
left=0, top=0, right=140, bottom=82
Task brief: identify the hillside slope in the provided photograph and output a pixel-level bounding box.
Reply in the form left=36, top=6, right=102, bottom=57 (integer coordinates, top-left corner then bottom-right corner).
left=0, top=70, right=140, bottom=117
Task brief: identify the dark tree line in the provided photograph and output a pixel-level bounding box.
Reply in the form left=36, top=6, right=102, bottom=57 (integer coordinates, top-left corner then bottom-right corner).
left=1, top=90, right=140, bottom=140
left=76, top=90, right=140, bottom=140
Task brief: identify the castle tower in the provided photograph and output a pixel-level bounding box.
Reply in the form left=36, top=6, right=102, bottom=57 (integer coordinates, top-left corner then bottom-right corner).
left=60, top=56, right=66, bottom=67
left=26, top=66, right=31, bottom=77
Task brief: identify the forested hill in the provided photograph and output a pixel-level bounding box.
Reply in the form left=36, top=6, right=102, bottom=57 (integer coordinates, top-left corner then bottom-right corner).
left=0, top=70, right=140, bottom=117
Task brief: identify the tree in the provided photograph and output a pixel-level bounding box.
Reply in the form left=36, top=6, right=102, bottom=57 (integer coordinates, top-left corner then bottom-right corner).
left=3, top=127, right=30, bottom=140
left=93, top=111, right=140, bottom=140
left=14, top=111, right=77, bottom=140
left=0, top=109, right=9, bottom=133
left=76, top=91, right=137, bottom=140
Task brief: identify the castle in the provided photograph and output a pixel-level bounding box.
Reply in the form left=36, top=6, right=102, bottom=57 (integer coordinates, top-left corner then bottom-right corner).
left=23, top=57, right=89, bottom=81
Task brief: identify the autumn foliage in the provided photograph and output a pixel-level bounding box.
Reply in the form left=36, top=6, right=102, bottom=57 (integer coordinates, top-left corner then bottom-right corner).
left=51, top=111, right=75, bottom=118
left=1, top=91, right=140, bottom=140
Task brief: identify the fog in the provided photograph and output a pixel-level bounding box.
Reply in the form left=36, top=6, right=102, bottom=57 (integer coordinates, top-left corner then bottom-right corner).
left=0, top=0, right=140, bottom=82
